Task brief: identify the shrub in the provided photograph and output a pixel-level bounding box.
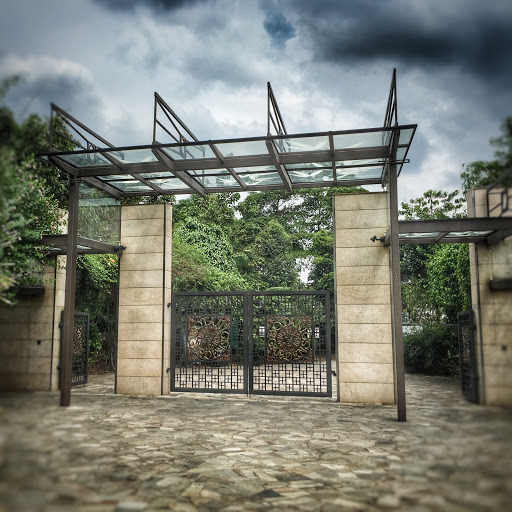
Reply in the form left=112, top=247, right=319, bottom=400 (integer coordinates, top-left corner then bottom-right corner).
left=403, top=323, right=459, bottom=376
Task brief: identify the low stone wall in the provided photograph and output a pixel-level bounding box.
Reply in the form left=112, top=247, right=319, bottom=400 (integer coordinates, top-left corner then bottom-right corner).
left=0, top=258, right=64, bottom=391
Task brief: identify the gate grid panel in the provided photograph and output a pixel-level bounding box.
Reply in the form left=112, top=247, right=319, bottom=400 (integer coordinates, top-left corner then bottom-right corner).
left=59, top=311, right=90, bottom=388
left=457, top=310, right=479, bottom=403
left=171, top=291, right=331, bottom=397
left=72, top=313, right=90, bottom=386
left=250, top=292, right=331, bottom=397
left=171, top=293, right=247, bottom=393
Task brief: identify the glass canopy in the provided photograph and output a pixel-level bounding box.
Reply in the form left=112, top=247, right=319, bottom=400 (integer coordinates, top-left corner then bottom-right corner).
left=42, top=126, right=416, bottom=198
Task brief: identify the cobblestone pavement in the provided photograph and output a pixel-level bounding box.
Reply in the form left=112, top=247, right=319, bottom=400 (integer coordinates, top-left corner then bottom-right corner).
left=1, top=374, right=511, bottom=512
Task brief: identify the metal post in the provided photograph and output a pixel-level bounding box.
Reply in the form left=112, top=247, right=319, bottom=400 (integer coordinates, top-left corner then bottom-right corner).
left=388, top=159, right=406, bottom=421
left=60, top=178, right=80, bottom=407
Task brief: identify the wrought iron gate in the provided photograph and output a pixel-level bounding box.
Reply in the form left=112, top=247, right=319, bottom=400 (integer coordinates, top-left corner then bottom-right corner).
left=457, top=310, right=479, bottom=403
left=171, top=291, right=331, bottom=397
left=59, top=311, right=90, bottom=387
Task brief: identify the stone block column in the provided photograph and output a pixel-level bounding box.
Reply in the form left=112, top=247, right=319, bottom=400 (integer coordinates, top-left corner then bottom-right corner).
left=333, top=192, right=394, bottom=404
left=468, top=188, right=512, bottom=406
left=117, top=204, right=172, bottom=395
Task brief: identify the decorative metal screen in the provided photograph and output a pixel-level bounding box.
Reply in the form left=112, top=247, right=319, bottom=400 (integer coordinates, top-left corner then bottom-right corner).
left=250, top=293, right=331, bottom=396
left=172, top=293, right=246, bottom=393
left=171, top=291, right=331, bottom=397
left=60, top=311, right=90, bottom=387
left=72, top=313, right=90, bottom=386
left=457, top=310, right=479, bottom=403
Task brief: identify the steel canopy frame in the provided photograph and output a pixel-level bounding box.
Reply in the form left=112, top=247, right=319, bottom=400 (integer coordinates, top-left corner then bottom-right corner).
left=44, top=73, right=417, bottom=422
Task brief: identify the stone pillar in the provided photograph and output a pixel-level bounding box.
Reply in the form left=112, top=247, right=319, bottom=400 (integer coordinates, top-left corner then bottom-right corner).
left=333, top=192, right=394, bottom=404
left=468, top=188, right=512, bottom=407
left=117, top=204, right=172, bottom=395
left=0, top=263, right=60, bottom=391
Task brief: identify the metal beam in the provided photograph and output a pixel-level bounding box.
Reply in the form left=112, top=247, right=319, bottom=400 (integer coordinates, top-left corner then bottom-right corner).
left=152, top=147, right=206, bottom=196
left=399, top=217, right=512, bottom=234
left=267, top=82, right=288, bottom=136
left=328, top=132, right=337, bottom=184
left=154, top=92, right=200, bottom=143
left=82, top=177, right=124, bottom=200
left=42, top=235, right=123, bottom=254
left=434, top=231, right=448, bottom=243
left=60, top=179, right=80, bottom=407
left=265, top=140, right=292, bottom=192
left=72, top=146, right=390, bottom=177
left=486, top=228, right=512, bottom=246
left=399, top=236, right=489, bottom=245
left=208, top=143, right=248, bottom=190
left=51, top=103, right=114, bottom=149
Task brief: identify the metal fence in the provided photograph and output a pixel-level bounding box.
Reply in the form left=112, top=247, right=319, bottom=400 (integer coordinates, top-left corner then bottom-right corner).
left=457, top=310, right=479, bottom=403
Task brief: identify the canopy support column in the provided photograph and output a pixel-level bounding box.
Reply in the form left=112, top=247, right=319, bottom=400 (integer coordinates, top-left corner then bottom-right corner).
left=388, top=161, right=406, bottom=421
left=60, top=178, right=80, bottom=407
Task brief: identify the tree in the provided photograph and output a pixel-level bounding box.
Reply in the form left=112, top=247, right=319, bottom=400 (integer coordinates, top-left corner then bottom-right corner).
left=399, top=189, right=467, bottom=324
left=309, top=229, right=334, bottom=293
left=400, top=189, right=465, bottom=220
left=254, top=219, right=298, bottom=289
left=461, top=117, right=512, bottom=192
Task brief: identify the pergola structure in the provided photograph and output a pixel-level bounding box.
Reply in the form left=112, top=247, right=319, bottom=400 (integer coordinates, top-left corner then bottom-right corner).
left=39, top=70, right=512, bottom=421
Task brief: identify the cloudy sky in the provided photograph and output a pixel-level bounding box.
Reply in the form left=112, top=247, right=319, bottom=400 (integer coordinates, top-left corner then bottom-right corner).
left=1, top=0, right=511, bottom=203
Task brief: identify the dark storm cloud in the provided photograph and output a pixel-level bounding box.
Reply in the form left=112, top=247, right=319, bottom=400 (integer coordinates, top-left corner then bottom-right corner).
left=288, top=0, right=512, bottom=83
left=93, top=0, right=208, bottom=12
left=263, top=11, right=296, bottom=49
left=4, top=72, right=100, bottom=123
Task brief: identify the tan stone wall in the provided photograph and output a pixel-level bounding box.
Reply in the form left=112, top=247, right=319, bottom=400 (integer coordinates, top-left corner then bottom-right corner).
left=117, top=204, right=172, bottom=395
left=468, top=188, right=512, bottom=407
left=333, top=193, right=394, bottom=404
left=0, top=263, right=60, bottom=391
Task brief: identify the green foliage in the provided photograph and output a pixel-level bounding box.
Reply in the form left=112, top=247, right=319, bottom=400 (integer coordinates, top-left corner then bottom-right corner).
left=425, top=244, right=471, bottom=323
left=174, top=217, right=238, bottom=273
left=400, top=189, right=465, bottom=220
left=75, top=254, right=118, bottom=368
left=172, top=219, right=248, bottom=291
left=404, top=324, right=459, bottom=376
left=254, top=219, right=298, bottom=289
left=309, top=229, right=334, bottom=292
left=461, top=117, right=512, bottom=192
left=0, top=147, right=63, bottom=303
left=173, top=193, right=239, bottom=228
left=399, top=188, right=470, bottom=325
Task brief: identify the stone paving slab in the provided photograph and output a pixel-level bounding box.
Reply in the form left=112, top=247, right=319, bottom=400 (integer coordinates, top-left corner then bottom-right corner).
left=0, top=373, right=511, bottom=511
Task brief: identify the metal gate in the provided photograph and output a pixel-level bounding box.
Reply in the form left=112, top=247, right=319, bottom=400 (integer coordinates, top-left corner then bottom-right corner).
left=171, top=291, right=331, bottom=397
left=59, top=311, right=90, bottom=387
left=457, top=310, right=479, bottom=403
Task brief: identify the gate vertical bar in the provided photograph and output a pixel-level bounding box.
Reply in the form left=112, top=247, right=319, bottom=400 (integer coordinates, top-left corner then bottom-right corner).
left=60, top=178, right=80, bottom=407
left=388, top=143, right=406, bottom=422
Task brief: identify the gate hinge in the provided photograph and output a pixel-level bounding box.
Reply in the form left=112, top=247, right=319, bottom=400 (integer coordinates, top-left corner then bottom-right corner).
left=166, top=368, right=171, bottom=373
left=167, top=303, right=171, bottom=308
